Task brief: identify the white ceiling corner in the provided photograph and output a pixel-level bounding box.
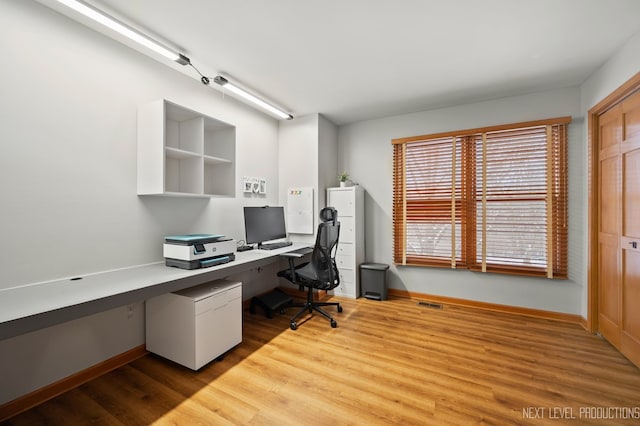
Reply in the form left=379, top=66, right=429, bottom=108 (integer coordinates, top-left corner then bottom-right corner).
left=45, top=0, right=640, bottom=124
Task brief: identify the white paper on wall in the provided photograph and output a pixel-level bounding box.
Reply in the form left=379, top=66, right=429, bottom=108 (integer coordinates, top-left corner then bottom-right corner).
left=287, top=187, right=313, bottom=234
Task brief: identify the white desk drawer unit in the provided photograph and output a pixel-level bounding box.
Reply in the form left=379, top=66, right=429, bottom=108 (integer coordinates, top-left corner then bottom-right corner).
left=327, top=186, right=364, bottom=298
left=146, top=279, right=242, bottom=370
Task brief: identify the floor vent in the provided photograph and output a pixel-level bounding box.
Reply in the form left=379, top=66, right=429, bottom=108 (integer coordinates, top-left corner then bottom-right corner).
left=418, top=301, right=443, bottom=309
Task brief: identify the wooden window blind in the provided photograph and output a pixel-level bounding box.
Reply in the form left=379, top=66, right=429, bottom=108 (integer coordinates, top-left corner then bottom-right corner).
left=392, top=117, right=570, bottom=279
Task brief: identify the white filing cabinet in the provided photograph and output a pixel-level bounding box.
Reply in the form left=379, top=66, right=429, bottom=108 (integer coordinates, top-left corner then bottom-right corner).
left=146, top=279, right=242, bottom=370
left=327, top=186, right=365, bottom=298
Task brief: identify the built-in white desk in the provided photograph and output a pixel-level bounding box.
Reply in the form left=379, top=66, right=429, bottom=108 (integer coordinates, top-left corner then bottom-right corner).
left=0, top=243, right=310, bottom=341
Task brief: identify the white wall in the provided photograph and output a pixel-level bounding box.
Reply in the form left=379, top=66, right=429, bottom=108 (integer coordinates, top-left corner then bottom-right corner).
left=0, top=0, right=280, bottom=404
left=318, top=115, right=339, bottom=209
left=336, top=27, right=640, bottom=320
left=581, top=31, right=640, bottom=112
left=5, top=0, right=639, bottom=408
left=278, top=113, right=338, bottom=246
left=338, top=87, right=585, bottom=315
left=578, top=29, right=640, bottom=316
left=278, top=114, right=319, bottom=246
left=0, top=304, right=144, bottom=404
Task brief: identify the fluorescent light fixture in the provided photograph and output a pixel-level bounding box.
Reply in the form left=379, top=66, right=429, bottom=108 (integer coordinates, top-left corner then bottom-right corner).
left=213, top=76, right=293, bottom=120
left=52, top=0, right=292, bottom=119
left=54, top=0, right=190, bottom=65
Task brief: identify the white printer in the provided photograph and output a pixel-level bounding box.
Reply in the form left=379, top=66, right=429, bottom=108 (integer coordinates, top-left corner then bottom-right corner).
left=163, top=234, right=236, bottom=270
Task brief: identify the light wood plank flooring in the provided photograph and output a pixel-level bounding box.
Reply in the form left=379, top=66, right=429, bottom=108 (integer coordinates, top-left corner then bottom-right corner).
left=6, top=296, right=640, bottom=425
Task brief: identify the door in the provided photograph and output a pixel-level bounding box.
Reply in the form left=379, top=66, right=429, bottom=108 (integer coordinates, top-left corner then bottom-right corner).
left=598, top=105, right=622, bottom=348
left=597, top=89, right=640, bottom=366
left=620, top=92, right=640, bottom=367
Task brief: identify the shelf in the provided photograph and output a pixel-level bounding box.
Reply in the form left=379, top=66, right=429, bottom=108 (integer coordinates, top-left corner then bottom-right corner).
left=166, top=147, right=201, bottom=160
left=204, top=155, right=232, bottom=165
left=140, top=192, right=212, bottom=198
left=137, top=99, right=236, bottom=197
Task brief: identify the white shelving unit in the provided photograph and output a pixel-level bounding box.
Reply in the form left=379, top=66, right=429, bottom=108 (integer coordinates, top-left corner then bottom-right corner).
left=327, top=186, right=365, bottom=298
left=145, top=279, right=242, bottom=370
left=137, top=99, right=236, bottom=197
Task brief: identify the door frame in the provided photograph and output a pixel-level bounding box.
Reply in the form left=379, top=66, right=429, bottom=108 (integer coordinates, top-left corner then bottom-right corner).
left=587, top=72, right=640, bottom=333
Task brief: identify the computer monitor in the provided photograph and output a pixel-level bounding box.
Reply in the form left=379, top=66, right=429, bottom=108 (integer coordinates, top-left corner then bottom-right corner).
left=243, top=206, right=287, bottom=247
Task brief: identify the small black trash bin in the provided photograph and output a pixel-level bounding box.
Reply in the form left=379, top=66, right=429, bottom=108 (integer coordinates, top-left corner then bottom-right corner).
left=360, top=263, right=390, bottom=300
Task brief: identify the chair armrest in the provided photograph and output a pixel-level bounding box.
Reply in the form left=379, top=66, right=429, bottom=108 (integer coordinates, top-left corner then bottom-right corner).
left=279, top=252, right=304, bottom=258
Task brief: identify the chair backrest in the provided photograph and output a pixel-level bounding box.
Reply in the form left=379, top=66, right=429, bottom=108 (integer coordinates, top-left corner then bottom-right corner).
left=310, top=208, right=340, bottom=289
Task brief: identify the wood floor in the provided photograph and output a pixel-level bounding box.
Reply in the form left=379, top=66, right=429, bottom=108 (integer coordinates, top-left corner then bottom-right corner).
left=6, top=296, right=640, bottom=425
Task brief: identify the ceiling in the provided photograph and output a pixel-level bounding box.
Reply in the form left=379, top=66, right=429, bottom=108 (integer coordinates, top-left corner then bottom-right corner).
left=52, top=0, right=640, bottom=124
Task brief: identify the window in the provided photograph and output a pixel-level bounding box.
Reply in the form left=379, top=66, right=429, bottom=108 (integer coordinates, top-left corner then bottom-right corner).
left=392, top=117, right=570, bottom=278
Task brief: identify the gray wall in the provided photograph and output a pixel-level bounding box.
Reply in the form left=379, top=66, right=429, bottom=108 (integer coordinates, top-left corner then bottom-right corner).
left=2, top=0, right=640, bottom=407
left=0, top=0, right=280, bottom=404
left=338, top=88, right=585, bottom=315
left=579, top=29, right=640, bottom=315
left=318, top=114, right=339, bottom=209
left=278, top=114, right=320, bottom=246
left=278, top=113, right=338, bottom=246
left=338, top=24, right=640, bottom=318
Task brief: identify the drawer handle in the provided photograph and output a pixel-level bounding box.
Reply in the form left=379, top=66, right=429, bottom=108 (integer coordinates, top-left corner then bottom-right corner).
left=631, top=241, right=638, bottom=249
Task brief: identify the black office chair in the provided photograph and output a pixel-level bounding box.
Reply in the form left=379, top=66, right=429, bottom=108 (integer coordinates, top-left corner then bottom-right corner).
left=278, top=207, right=343, bottom=330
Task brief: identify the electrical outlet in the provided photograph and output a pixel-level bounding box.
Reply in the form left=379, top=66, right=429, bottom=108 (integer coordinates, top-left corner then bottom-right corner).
left=127, top=304, right=134, bottom=319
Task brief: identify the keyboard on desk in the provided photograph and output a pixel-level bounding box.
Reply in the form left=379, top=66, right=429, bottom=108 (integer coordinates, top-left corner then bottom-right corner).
left=259, top=241, right=293, bottom=250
